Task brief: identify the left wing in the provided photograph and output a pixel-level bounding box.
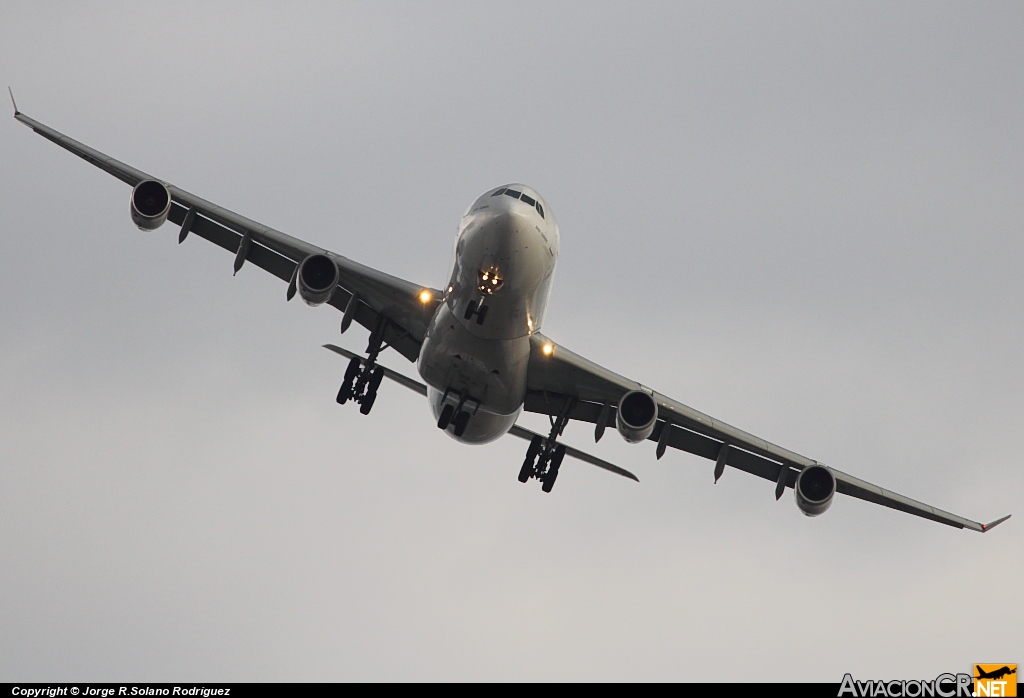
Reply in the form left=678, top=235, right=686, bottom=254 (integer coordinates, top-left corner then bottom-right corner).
left=523, top=334, right=1010, bottom=532
left=14, top=107, right=439, bottom=362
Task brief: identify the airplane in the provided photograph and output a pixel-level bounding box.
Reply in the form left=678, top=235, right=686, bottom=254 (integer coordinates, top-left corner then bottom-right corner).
left=10, top=92, right=1011, bottom=533
left=975, top=667, right=1016, bottom=681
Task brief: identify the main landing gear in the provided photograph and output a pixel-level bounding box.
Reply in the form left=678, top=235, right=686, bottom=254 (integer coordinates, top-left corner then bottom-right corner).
left=336, top=324, right=391, bottom=415
left=336, top=355, right=384, bottom=414
left=518, top=399, right=574, bottom=493
left=519, top=436, right=566, bottom=493
left=437, top=392, right=474, bottom=438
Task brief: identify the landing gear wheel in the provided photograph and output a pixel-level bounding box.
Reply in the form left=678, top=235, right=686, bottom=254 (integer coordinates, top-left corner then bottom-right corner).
left=550, top=444, right=566, bottom=471
left=518, top=460, right=533, bottom=483
left=343, top=356, right=361, bottom=383
left=541, top=445, right=565, bottom=493
left=475, top=305, right=489, bottom=325
left=452, top=410, right=471, bottom=437
left=359, top=392, right=376, bottom=415
left=464, top=300, right=478, bottom=320
left=437, top=404, right=454, bottom=430
left=519, top=436, right=542, bottom=482
left=541, top=465, right=558, bottom=492
left=337, top=382, right=352, bottom=405
left=337, top=356, right=362, bottom=405
left=356, top=367, right=384, bottom=415
left=368, top=366, right=385, bottom=394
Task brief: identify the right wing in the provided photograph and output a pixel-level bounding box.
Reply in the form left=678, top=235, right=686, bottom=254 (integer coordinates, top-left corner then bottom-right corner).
left=14, top=108, right=440, bottom=362
left=523, top=334, right=1010, bottom=532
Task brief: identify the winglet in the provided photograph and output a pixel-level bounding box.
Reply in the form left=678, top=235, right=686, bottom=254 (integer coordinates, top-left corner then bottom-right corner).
left=980, top=514, right=1011, bottom=532
left=8, top=87, right=18, bottom=115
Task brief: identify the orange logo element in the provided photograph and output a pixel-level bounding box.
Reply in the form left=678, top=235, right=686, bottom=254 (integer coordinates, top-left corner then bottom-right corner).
left=974, top=665, right=1017, bottom=697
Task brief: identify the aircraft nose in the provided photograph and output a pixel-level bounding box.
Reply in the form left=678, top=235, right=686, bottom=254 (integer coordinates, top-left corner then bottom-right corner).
left=482, top=209, right=534, bottom=249
left=460, top=207, right=541, bottom=283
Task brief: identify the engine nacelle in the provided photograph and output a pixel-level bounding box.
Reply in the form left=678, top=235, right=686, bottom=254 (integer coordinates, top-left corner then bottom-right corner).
left=794, top=465, right=836, bottom=517
left=616, top=390, right=658, bottom=443
left=297, top=253, right=340, bottom=306
left=130, top=180, right=172, bottom=230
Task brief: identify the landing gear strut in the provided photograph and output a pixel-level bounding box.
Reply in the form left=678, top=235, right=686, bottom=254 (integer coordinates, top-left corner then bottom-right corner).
left=519, top=399, right=574, bottom=492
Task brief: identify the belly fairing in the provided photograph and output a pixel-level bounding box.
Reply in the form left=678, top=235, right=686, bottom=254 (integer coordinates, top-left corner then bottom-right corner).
left=416, top=298, right=531, bottom=445
left=417, top=303, right=531, bottom=418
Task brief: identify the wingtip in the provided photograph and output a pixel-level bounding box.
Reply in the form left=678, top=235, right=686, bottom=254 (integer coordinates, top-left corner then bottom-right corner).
left=980, top=514, right=1011, bottom=532
left=8, top=86, right=18, bottom=115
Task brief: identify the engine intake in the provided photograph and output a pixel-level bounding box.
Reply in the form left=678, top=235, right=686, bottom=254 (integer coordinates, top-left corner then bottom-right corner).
left=616, top=390, right=658, bottom=443
left=130, top=180, right=171, bottom=230
left=794, top=465, right=836, bottom=517
left=297, top=254, right=340, bottom=306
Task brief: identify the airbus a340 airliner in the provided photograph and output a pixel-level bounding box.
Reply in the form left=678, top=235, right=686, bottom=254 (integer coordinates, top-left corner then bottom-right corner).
left=12, top=94, right=1010, bottom=532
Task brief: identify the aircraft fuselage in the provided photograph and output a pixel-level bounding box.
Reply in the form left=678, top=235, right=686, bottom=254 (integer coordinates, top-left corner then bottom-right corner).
left=417, top=185, right=558, bottom=443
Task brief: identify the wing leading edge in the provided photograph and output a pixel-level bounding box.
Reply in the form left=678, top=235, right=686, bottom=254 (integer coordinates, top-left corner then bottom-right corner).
left=524, top=334, right=1010, bottom=532
left=13, top=108, right=439, bottom=362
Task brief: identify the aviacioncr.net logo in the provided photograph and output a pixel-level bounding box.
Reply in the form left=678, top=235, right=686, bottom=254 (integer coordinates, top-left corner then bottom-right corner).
left=839, top=673, right=973, bottom=697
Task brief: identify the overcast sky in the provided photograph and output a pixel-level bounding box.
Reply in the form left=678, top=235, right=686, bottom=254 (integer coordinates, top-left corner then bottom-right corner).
left=1, top=1, right=1021, bottom=682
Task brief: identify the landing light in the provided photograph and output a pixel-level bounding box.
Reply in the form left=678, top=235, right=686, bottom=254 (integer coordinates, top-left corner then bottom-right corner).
left=477, top=266, right=504, bottom=294
left=542, top=343, right=554, bottom=357
left=418, top=289, right=432, bottom=304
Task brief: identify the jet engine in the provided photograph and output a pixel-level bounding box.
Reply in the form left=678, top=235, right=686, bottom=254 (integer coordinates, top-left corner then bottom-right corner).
left=130, top=179, right=172, bottom=230
left=794, top=464, right=836, bottom=517
left=616, top=390, right=658, bottom=443
left=296, top=253, right=340, bottom=306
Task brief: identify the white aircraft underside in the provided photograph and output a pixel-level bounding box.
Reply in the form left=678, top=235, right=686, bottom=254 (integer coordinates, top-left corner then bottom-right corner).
left=420, top=185, right=557, bottom=443
left=12, top=97, right=1011, bottom=533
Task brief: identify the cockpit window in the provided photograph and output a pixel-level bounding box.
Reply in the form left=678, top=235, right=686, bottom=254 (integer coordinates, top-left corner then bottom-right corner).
left=496, top=187, right=545, bottom=219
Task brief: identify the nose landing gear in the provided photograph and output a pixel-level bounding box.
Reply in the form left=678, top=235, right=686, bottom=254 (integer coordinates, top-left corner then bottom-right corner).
left=464, top=299, right=489, bottom=325
left=518, top=398, right=574, bottom=492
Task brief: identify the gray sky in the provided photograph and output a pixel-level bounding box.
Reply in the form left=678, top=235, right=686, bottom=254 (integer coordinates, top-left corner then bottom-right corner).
left=1, top=1, right=1021, bottom=682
